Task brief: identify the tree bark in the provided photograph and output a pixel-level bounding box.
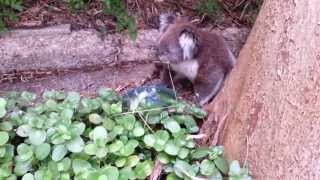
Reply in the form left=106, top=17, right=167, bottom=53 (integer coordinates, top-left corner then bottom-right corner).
left=204, top=0, right=320, bottom=179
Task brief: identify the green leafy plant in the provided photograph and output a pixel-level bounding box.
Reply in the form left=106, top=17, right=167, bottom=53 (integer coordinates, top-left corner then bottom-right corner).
left=0, top=88, right=251, bottom=179
left=196, top=0, right=220, bottom=20
left=100, top=0, right=137, bottom=40
left=0, top=0, right=22, bottom=32
left=65, top=0, right=89, bottom=14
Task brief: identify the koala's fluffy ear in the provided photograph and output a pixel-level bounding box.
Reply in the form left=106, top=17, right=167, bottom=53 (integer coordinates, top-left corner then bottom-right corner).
left=159, top=13, right=176, bottom=33
left=179, top=27, right=199, bottom=60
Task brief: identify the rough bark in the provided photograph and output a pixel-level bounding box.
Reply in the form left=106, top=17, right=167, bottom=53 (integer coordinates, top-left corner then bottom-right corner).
left=204, top=0, right=320, bottom=179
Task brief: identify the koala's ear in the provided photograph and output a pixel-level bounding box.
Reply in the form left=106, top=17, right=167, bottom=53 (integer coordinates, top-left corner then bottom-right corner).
left=179, top=27, right=199, bottom=60
left=159, top=13, right=176, bottom=33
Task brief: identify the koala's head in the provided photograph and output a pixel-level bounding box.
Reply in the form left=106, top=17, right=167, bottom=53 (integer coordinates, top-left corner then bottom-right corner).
left=156, top=13, right=200, bottom=64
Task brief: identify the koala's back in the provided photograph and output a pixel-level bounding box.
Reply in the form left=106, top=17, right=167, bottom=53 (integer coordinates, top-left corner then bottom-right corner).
left=196, top=30, right=235, bottom=74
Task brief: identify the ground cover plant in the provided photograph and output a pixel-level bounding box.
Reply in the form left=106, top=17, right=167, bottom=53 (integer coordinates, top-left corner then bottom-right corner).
left=0, top=0, right=22, bottom=31
left=0, top=88, right=251, bottom=179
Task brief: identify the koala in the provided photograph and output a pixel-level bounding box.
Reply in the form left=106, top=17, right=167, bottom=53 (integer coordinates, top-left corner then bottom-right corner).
left=155, top=13, right=236, bottom=106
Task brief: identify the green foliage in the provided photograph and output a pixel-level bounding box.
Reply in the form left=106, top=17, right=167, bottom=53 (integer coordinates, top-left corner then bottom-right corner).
left=65, top=0, right=89, bottom=14
left=196, top=0, right=220, bottom=19
left=0, top=88, right=251, bottom=179
left=0, top=0, right=22, bottom=32
left=100, top=0, right=137, bottom=40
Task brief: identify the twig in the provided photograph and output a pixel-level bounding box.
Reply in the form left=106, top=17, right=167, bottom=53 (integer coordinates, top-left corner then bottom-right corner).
left=176, top=166, right=207, bottom=180
left=113, top=105, right=178, bottom=116
left=232, top=0, right=247, bottom=10
left=167, top=63, right=177, bottom=101
left=137, top=111, right=154, bottom=133
left=240, top=1, right=250, bottom=20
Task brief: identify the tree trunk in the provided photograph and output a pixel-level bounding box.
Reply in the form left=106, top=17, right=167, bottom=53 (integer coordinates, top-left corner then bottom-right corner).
left=203, top=0, right=320, bottom=179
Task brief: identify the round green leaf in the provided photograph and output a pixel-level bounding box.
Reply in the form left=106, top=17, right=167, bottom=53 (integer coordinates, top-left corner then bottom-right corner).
left=60, top=173, right=70, bottom=180
left=63, top=92, right=80, bottom=108
left=97, top=88, right=118, bottom=101
left=21, top=91, right=36, bottom=101
left=115, top=158, right=127, bottom=167
left=119, top=167, right=135, bottom=180
left=173, top=159, right=196, bottom=178
left=120, top=140, right=139, bottom=156
left=52, top=145, right=68, bottom=161
left=166, top=173, right=180, bottom=180
left=0, top=98, right=7, bottom=118
left=35, top=143, right=51, bottom=160
left=0, top=147, right=6, bottom=157
left=208, top=168, right=223, bottom=180
left=0, top=121, right=13, bottom=131
left=72, top=159, right=92, bottom=175
left=103, top=118, right=115, bottom=131
left=229, top=160, right=241, bottom=176
left=183, top=116, right=199, bottom=133
left=157, top=153, right=170, bottom=164
left=143, top=134, right=155, bottom=147
left=117, top=114, right=135, bottom=130
left=14, top=161, right=32, bottom=176
left=61, top=109, right=74, bottom=122
left=186, top=140, right=196, bottom=149
left=70, top=122, right=86, bottom=136
left=43, top=90, right=65, bottom=100
left=92, top=126, right=108, bottom=141
left=102, top=166, right=119, bottom=180
left=178, top=148, right=189, bottom=159
left=134, top=160, right=153, bottom=179
left=17, top=143, right=33, bottom=161
left=16, top=124, right=32, bottom=137
left=164, top=120, right=181, bottom=134
left=214, top=156, right=229, bottom=175
left=0, top=131, right=9, bottom=146
left=66, top=136, right=84, bottom=153
left=164, top=140, right=180, bottom=156
left=133, top=126, right=145, bottom=137
left=111, top=125, right=124, bottom=136
left=89, top=113, right=103, bottom=124
left=209, top=146, right=224, bottom=159
left=29, top=129, right=46, bottom=145
left=96, top=148, right=107, bottom=158
left=154, top=130, right=170, bottom=151
left=0, top=161, right=13, bottom=177
left=191, top=146, right=210, bottom=159
left=126, top=155, right=140, bottom=167
left=87, top=172, right=103, bottom=180
left=84, top=143, right=96, bottom=155
left=22, top=173, right=34, bottom=180
left=34, top=168, right=53, bottom=180
left=108, top=140, right=124, bottom=153
left=200, top=159, right=216, bottom=176
left=57, top=158, right=72, bottom=172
